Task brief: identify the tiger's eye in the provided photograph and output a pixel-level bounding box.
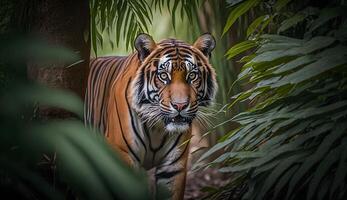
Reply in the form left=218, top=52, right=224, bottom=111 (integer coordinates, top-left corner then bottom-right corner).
left=188, top=72, right=197, bottom=80
left=159, top=72, right=168, bottom=80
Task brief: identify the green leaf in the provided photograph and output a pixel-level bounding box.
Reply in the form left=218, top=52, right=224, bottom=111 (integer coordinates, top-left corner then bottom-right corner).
left=247, top=15, right=270, bottom=36
left=286, top=122, right=347, bottom=200
left=236, top=66, right=253, bottom=81
left=307, top=7, right=346, bottom=34
left=317, top=175, right=331, bottom=200
left=273, top=55, right=316, bottom=74
left=258, top=120, right=312, bottom=151
left=225, top=40, right=257, bottom=59
left=0, top=159, right=64, bottom=200
left=171, top=0, right=180, bottom=30
left=274, top=0, right=292, bottom=11
left=256, top=41, right=301, bottom=54
left=91, top=0, right=155, bottom=52
left=220, top=123, right=333, bottom=173
left=34, top=125, right=114, bottom=200
left=330, top=138, right=347, bottom=199
left=226, top=0, right=246, bottom=7
left=297, top=36, right=336, bottom=54
left=273, top=165, right=299, bottom=199
left=196, top=137, right=232, bottom=164
left=307, top=144, right=342, bottom=200
left=237, top=121, right=272, bottom=148
left=2, top=85, right=83, bottom=118
left=222, top=0, right=261, bottom=35
left=251, top=36, right=336, bottom=64
left=271, top=53, right=347, bottom=88
left=31, top=122, right=150, bottom=200
left=91, top=14, right=98, bottom=56
left=1, top=37, right=80, bottom=64
left=260, top=34, right=303, bottom=44
left=62, top=125, right=149, bottom=199
left=278, top=13, right=305, bottom=33
left=197, top=123, right=254, bottom=163
left=256, top=153, right=306, bottom=200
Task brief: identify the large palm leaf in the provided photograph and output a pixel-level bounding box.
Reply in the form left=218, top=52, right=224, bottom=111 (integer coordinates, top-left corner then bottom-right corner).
left=90, top=0, right=200, bottom=55
left=197, top=0, right=347, bottom=199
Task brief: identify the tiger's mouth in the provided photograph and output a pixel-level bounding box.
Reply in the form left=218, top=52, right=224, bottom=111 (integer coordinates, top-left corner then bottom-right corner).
left=164, top=116, right=193, bottom=125
left=163, top=116, right=193, bottom=132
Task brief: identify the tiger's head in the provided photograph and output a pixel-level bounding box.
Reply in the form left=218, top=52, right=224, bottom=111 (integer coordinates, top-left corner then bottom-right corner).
left=131, top=33, right=217, bottom=133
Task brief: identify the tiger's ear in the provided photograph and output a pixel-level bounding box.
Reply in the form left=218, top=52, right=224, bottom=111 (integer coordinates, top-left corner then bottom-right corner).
left=135, top=33, right=156, bottom=61
left=193, top=33, right=216, bottom=58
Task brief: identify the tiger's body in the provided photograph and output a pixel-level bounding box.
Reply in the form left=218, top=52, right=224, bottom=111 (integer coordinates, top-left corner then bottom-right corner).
left=84, top=34, right=216, bottom=200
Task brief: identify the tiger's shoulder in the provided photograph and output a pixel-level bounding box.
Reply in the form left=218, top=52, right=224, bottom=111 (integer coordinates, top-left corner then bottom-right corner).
left=85, top=55, right=132, bottom=133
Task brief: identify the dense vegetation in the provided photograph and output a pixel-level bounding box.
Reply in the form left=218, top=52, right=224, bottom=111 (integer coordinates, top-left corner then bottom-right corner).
left=1, top=0, right=346, bottom=200
left=197, top=0, right=347, bottom=199
left=0, top=36, right=151, bottom=200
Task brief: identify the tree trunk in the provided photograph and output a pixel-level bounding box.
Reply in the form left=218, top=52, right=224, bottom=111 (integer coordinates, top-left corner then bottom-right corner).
left=26, top=0, right=90, bottom=118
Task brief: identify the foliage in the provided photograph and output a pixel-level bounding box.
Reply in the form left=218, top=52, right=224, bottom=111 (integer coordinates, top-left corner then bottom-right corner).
left=0, top=36, right=150, bottom=200
left=197, top=0, right=347, bottom=199
left=90, top=0, right=200, bottom=55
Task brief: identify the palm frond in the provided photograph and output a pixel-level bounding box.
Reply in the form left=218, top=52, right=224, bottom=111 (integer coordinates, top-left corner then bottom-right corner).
left=197, top=1, right=347, bottom=199
left=90, top=0, right=152, bottom=55
left=90, top=0, right=200, bottom=55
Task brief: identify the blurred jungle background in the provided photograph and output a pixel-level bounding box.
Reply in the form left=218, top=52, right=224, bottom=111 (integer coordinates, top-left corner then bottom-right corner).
left=1, top=0, right=346, bottom=199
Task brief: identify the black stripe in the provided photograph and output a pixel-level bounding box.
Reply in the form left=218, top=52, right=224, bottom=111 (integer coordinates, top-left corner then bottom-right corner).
left=136, top=68, right=145, bottom=104
left=152, top=134, right=168, bottom=163
left=125, top=79, right=147, bottom=152
left=143, top=124, right=168, bottom=152
left=93, top=58, right=115, bottom=132
left=161, top=133, right=183, bottom=160
left=121, top=129, right=140, bottom=163
left=167, top=140, right=189, bottom=165
left=143, top=124, right=152, bottom=148
left=86, top=59, right=109, bottom=128
left=93, top=59, right=114, bottom=104
left=91, top=58, right=112, bottom=88
left=155, top=169, right=182, bottom=180
left=143, top=124, right=169, bottom=163
left=91, top=59, right=114, bottom=129
left=145, top=69, right=151, bottom=100
left=99, top=58, right=125, bottom=133
left=179, top=48, right=193, bottom=55
left=114, top=85, right=140, bottom=163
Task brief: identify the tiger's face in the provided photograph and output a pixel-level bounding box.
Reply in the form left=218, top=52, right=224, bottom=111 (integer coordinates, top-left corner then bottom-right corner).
left=131, top=34, right=217, bottom=133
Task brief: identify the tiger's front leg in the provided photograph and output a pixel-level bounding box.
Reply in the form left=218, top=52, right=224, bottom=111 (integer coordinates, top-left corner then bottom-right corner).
left=155, top=131, right=191, bottom=200
left=170, top=149, right=189, bottom=200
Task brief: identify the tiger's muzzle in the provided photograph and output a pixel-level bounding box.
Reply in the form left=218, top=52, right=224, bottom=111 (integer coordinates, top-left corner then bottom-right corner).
left=162, top=101, right=197, bottom=132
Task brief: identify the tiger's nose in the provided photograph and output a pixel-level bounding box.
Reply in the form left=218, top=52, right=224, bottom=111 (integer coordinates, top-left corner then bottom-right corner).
left=171, top=101, right=189, bottom=111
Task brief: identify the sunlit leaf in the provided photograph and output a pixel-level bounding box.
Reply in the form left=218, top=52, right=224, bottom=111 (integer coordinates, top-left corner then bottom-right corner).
left=222, top=0, right=261, bottom=36
left=226, top=0, right=246, bottom=7
left=247, top=15, right=270, bottom=36
left=225, top=40, right=257, bottom=59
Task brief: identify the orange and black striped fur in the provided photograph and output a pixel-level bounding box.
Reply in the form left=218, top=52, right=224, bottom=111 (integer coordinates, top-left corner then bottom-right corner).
left=84, top=33, right=217, bottom=200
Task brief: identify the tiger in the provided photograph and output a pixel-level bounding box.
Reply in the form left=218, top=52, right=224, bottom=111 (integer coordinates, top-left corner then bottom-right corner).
left=84, top=33, right=217, bottom=200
